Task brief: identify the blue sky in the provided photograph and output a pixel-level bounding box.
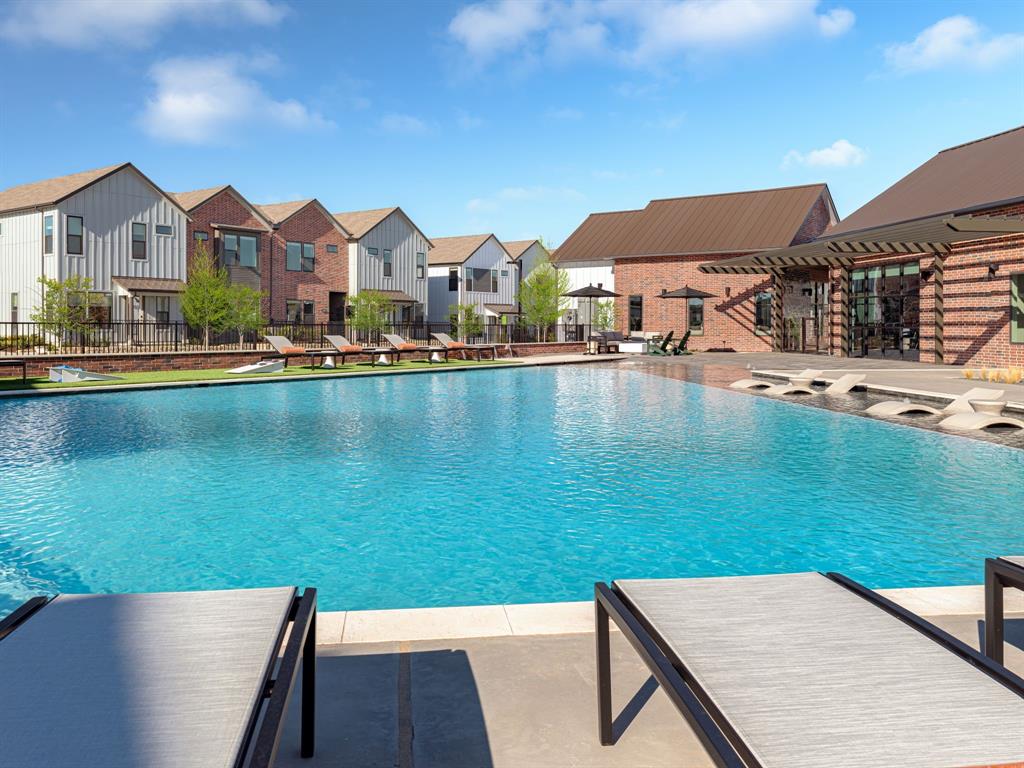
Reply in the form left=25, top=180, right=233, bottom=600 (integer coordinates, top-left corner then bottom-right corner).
left=1, top=0, right=1022, bottom=244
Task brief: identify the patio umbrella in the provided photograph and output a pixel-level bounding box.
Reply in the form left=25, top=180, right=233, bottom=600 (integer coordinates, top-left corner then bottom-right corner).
left=562, top=284, right=620, bottom=328
left=658, top=286, right=717, bottom=336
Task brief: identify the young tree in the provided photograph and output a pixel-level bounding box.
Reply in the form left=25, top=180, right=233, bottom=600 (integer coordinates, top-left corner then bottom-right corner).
left=518, top=256, right=569, bottom=342
left=348, top=290, right=393, bottom=341
left=225, top=284, right=265, bottom=347
left=593, top=299, right=616, bottom=331
left=449, top=303, right=483, bottom=342
left=181, top=241, right=230, bottom=349
left=30, top=275, right=96, bottom=352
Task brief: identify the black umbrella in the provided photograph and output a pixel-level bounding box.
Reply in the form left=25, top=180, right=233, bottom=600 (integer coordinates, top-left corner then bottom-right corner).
left=562, top=283, right=620, bottom=329
left=658, top=286, right=717, bottom=335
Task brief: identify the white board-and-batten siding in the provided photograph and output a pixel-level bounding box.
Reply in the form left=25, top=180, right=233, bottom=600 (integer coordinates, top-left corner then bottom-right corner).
left=348, top=211, right=430, bottom=311
left=0, top=210, right=44, bottom=323
left=557, top=259, right=614, bottom=324
left=426, top=237, right=518, bottom=321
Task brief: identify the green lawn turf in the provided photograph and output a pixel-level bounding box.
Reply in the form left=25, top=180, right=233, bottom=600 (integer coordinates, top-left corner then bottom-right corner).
left=0, top=357, right=507, bottom=392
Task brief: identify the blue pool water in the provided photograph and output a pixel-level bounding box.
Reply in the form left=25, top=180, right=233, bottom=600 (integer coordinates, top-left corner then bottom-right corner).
left=1, top=366, right=1023, bottom=614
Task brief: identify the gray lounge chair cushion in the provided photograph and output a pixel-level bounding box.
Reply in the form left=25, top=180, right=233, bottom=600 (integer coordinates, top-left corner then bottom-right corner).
left=0, top=587, right=295, bottom=768
left=616, top=572, right=1024, bottom=768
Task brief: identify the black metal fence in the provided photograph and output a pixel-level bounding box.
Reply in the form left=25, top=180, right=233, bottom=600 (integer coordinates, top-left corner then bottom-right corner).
left=0, top=321, right=594, bottom=357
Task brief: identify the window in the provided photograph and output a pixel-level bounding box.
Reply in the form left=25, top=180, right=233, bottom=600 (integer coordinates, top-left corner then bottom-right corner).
left=146, top=295, right=170, bottom=323
left=500, top=269, right=509, bottom=277
left=43, top=215, right=53, bottom=254
left=628, top=295, right=643, bottom=332
left=155, top=224, right=172, bottom=236
left=194, top=231, right=209, bottom=241
left=222, top=233, right=258, bottom=269
left=87, top=292, right=112, bottom=323
left=286, top=241, right=314, bottom=272
left=448, top=268, right=459, bottom=291
left=383, top=249, right=392, bottom=277
left=367, top=246, right=379, bottom=256
left=755, top=291, right=772, bottom=334
left=10, top=293, right=18, bottom=323
left=688, top=297, right=704, bottom=334
left=1012, top=274, right=1024, bottom=344
left=416, top=252, right=425, bottom=279
left=131, top=222, right=147, bottom=260
left=285, top=299, right=315, bottom=324
left=326, top=244, right=338, bottom=254
left=490, top=269, right=498, bottom=292
left=67, top=215, right=83, bottom=255
left=465, top=267, right=497, bottom=292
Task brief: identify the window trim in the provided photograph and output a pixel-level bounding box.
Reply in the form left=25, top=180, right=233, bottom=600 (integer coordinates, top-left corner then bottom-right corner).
left=754, top=291, right=772, bottom=336
left=285, top=299, right=315, bottom=324
left=448, top=268, right=459, bottom=291
left=194, top=231, right=209, bottom=242
left=628, top=294, right=643, bottom=332
left=66, top=215, right=84, bottom=255
left=131, top=222, right=147, bottom=260
left=286, top=241, right=315, bottom=272
left=223, top=231, right=259, bottom=270
left=43, top=214, right=54, bottom=255
left=416, top=251, right=425, bottom=279
left=10, top=292, right=18, bottom=324
left=326, top=244, right=338, bottom=254
left=1012, top=272, right=1024, bottom=345
left=383, top=249, right=393, bottom=278
left=155, top=224, right=173, bottom=236
left=687, top=297, right=705, bottom=335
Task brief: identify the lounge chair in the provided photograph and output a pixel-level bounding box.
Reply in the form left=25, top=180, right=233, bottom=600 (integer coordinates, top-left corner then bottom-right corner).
left=431, top=332, right=499, bottom=361
left=0, top=586, right=317, bottom=767
left=985, top=556, right=1024, bottom=663
left=324, top=335, right=396, bottom=367
left=382, top=333, right=435, bottom=364
left=263, top=335, right=332, bottom=368
left=670, top=330, right=691, bottom=355
left=596, top=572, right=1024, bottom=767
left=865, top=387, right=1004, bottom=417
left=729, top=368, right=821, bottom=391
left=939, top=411, right=1024, bottom=431
left=595, top=331, right=622, bottom=354
left=764, top=372, right=865, bottom=396
left=647, top=331, right=675, bottom=356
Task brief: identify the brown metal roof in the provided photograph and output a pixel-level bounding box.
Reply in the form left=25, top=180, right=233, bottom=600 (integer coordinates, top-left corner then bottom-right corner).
left=113, top=276, right=186, bottom=293
left=831, top=125, right=1024, bottom=236
left=553, top=184, right=829, bottom=263
left=428, top=234, right=509, bottom=266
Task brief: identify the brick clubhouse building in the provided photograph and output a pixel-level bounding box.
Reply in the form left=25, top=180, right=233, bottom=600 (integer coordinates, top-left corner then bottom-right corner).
left=704, top=125, right=1024, bottom=367
left=554, top=184, right=837, bottom=352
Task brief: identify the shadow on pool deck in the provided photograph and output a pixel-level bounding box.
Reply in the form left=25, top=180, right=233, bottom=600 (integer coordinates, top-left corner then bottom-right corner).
left=276, top=611, right=1024, bottom=768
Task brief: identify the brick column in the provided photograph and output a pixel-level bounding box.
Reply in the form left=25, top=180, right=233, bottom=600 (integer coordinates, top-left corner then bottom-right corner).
left=829, top=267, right=849, bottom=357
left=919, top=254, right=945, bottom=364
left=771, top=272, right=785, bottom=352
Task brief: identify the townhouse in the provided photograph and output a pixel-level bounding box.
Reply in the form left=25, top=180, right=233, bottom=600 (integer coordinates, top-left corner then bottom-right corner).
left=0, top=163, right=190, bottom=325
left=502, top=238, right=550, bottom=280
left=426, top=234, right=518, bottom=323
left=171, top=185, right=274, bottom=306
left=333, top=207, right=432, bottom=323
left=555, top=185, right=836, bottom=351
left=254, top=199, right=351, bottom=323
left=704, top=125, right=1024, bottom=367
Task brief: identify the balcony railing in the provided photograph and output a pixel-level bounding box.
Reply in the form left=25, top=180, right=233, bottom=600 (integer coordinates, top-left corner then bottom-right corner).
left=0, top=321, right=595, bottom=357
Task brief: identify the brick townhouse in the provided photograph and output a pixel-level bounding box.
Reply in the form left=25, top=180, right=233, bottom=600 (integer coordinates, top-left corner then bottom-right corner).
left=704, top=125, right=1024, bottom=367
left=554, top=184, right=837, bottom=352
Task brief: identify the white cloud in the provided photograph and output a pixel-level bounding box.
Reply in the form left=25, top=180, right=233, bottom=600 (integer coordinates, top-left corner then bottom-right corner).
left=884, top=16, right=1024, bottom=74
left=0, top=0, right=287, bottom=48
left=448, top=0, right=854, bottom=70
left=783, top=139, right=866, bottom=168
left=546, top=106, right=584, bottom=120
left=817, top=7, right=854, bottom=38
left=378, top=113, right=431, bottom=135
left=140, top=55, right=331, bottom=145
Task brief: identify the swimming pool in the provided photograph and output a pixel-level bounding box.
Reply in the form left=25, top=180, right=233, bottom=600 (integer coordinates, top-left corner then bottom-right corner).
left=1, top=365, right=1022, bottom=614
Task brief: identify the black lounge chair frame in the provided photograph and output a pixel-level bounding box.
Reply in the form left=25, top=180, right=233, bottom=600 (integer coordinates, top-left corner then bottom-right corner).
left=595, top=573, right=1024, bottom=768
left=0, top=359, right=27, bottom=383
left=986, top=557, right=1024, bottom=664
left=0, top=587, right=318, bottom=768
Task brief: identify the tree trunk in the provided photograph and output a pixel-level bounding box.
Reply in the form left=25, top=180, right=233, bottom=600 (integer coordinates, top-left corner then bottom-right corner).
left=204, top=325, right=210, bottom=351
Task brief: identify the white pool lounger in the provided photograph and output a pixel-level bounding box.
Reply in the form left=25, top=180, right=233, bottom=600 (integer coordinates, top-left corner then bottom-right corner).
left=764, top=373, right=866, bottom=397
left=939, top=411, right=1024, bottom=431
left=730, top=368, right=821, bottom=391
left=0, top=586, right=317, bottom=768
left=865, top=386, right=1004, bottom=417
left=596, top=571, right=1024, bottom=768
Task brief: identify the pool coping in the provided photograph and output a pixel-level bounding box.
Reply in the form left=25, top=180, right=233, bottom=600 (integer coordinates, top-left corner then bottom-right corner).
left=0, top=353, right=626, bottom=399
left=314, top=584, right=1024, bottom=645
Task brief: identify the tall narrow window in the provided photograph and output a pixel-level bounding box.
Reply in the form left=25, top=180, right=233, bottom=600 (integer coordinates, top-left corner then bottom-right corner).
left=448, top=268, right=458, bottom=291
left=1012, top=274, right=1024, bottom=344
left=688, top=297, right=704, bottom=334
left=153, top=296, right=170, bottom=323
left=10, top=293, right=18, bottom=323
left=238, top=234, right=258, bottom=268
left=628, top=295, right=643, bottom=332
left=132, top=222, right=147, bottom=260
left=302, top=243, right=315, bottom=272
left=464, top=267, right=475, bottom=292
left=67, top=215, right=83, bottom=255
left=489, top=269, right=498, bottom=292
left=383, top=249, right=392, bottom=277
left=416, top=252, right=426, bottom=279
left=43, top=215, right=53, bottom=254
left=755, top=291, right=772, bottom=334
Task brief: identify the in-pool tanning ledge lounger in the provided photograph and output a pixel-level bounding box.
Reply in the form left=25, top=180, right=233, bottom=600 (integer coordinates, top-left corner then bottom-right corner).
left=866, top=387, right=1003, bottom=418
left=0, top=586, right=317, bottom=768
left=730, top=368, right=821, bottom=391
left=596, top=571, right=1024, bottom=768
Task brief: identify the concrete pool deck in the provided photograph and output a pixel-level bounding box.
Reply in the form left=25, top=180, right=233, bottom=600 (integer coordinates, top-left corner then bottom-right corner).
left=283, top=586, right=1024, bottom=767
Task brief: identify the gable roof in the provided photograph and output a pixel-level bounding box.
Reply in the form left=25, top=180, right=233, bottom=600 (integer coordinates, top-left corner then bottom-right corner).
left=0, top=162, right=190, bottom=217
left=255, top=199, right=350, bottom=236
left=502, top=239, right=548, bottom=260
left=830, top=125, right=1024, bottom=237
left=333, top=205, right=434, bottom=247
left=428, top=234, right=508, bottom=266
left=171, top=185, right=274, bottom=230
left=552, top=184, right=831, bottom=263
